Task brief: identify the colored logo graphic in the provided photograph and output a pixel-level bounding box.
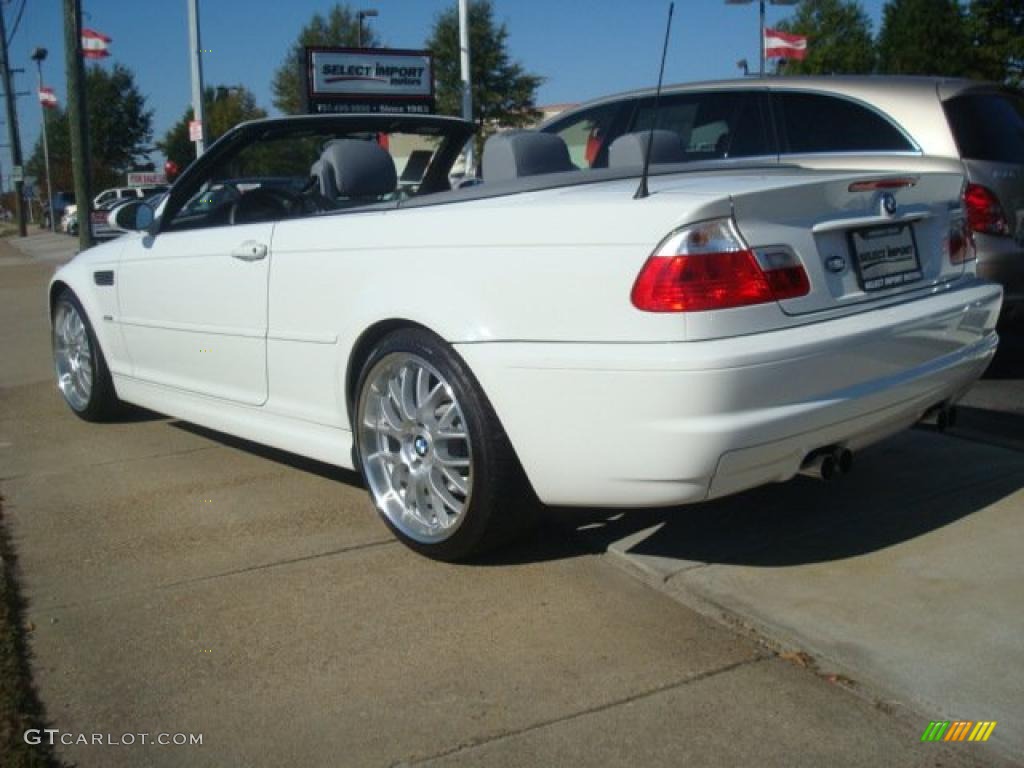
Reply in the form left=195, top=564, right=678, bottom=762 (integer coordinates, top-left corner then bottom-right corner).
left=921, top=721, right=997, bottom=742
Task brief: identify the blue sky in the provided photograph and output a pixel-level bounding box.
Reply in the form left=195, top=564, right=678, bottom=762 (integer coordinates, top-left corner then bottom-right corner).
left=6, top=0, right=888, bottom=177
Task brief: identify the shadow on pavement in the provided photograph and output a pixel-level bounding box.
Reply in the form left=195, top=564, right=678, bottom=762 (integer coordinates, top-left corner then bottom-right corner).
left=167, top=413, right=1024, bottom=571
left=551, top=464, right=1023, bottom=568
left=168, top=420, right=364, bottom=487
left=985, top=317, right=1024, bottom=379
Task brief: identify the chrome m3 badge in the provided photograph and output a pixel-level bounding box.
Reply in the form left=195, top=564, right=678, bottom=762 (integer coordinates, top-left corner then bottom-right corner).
left=881, top=192, right=898, bottom=216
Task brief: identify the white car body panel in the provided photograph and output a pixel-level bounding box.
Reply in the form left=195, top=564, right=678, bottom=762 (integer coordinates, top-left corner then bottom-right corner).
left=458, top=280, right=999, bottom=506
left=117, top=223, right=273, bottom=405
left=49, top=165, right=1002, bottom=510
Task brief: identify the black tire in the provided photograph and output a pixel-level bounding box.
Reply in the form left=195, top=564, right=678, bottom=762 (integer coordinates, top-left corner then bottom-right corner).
left=353, top=328, right=537, bottom=561
left=51, top=289, right=122, bottom=421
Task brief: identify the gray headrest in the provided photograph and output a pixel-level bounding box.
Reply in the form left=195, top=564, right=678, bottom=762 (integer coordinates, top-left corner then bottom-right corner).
left=482, top=131, right=574, bottom=182
left=316, top=139, right=397, bottom=199
left=608, top=130, right=686, bottom=168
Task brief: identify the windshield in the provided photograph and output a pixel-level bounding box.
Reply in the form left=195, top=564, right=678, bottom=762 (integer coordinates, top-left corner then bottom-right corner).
left=163, top=118, right=463, bottom=233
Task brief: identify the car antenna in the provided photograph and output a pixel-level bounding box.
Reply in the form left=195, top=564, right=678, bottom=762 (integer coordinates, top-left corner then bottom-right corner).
left=635, top=2, right=675, bottom=200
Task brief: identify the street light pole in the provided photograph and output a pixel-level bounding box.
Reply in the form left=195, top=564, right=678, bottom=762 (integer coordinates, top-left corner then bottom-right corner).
left=357, top=9, right=378, bottom=48
left=187, top=0, right=206, bottom=156
left=31, top=48, right=55, bottom=233
left=458, top=0, right=474, bottom=174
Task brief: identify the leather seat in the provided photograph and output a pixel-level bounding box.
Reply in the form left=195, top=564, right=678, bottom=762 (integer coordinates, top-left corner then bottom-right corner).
left=482, top=131, right=574, bottom=182
left=608, top=130, right=686, bottom=168
left=312, top=139, right=398, bottom=204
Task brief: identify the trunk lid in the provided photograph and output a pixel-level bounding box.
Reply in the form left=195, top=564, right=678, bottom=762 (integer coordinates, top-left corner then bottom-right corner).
left=729, top=171, right=966, bottom=316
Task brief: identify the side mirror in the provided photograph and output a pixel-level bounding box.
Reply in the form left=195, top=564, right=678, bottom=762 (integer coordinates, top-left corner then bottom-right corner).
left=109, top=200, right=154, bottom=233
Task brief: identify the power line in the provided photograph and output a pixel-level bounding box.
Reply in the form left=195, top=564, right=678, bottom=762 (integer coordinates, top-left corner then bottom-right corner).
left=6, top=0, right=26, bottom=46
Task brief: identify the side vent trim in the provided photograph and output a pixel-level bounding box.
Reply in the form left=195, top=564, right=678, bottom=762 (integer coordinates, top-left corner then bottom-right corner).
left=94, top=270, right=115, bottom=287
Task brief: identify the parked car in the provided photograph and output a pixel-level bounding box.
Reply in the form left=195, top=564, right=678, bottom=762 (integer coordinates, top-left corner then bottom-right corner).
left=48, top=113, right=1001, bottom=560
left=93, top=185, right=168, bottom=209
left=41, top=191, right=75, bottom=230
left=61, top=204, right=77, bottom=235
left=541, top=76, right=1024, bottom=319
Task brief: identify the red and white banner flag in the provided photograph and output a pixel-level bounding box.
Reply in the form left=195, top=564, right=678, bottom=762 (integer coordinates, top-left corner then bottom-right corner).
left=81, top=28, right=112, bottom=59
left=764, top=28, right=808, bottom=60
left=38, top=86, right=58, bottom=109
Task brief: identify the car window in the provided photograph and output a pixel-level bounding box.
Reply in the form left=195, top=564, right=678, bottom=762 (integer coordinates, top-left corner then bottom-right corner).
left=165, top=130, right=443, bottom=232
left=629, top=91, right=772, bottom=160
left=943, top=92, right=1024, bottom=164
left=774, top=92, right=914, bottom=154
left=95, top=191, right=115, bottom=207
left=546, top=103, right=623, bottom=169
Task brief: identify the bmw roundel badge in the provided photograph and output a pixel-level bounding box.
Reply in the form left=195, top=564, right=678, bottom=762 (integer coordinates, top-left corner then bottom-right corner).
left=881, top=192, right=897, bottom=216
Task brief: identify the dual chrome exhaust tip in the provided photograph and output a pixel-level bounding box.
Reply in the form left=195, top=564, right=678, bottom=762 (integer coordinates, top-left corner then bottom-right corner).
left=799, top=403, right=958, bottom=482
left=918, top=403, right=958, bottom=432
left=799, top=446, right=853, bottom=482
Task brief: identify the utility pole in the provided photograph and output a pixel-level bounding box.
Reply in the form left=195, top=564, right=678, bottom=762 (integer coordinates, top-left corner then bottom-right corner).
left=458, top=0, right=474, bottom=174
left=0, top=4, right=27, bottom=237
left=64, top=0, right=93, bottom=250
left=188, top=0, right=206, bottom=156
left=31, top=48, right=55, bottom=232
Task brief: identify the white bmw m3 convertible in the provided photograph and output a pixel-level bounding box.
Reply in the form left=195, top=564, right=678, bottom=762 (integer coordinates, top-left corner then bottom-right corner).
left=50, top=114, right=1002, bottom=560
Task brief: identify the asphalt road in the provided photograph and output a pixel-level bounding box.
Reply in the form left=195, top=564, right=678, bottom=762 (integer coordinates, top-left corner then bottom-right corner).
left=1, top=234, right=1017, bottom=767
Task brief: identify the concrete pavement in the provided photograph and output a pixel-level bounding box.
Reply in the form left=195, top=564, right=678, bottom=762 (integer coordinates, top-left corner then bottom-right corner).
left=0, top=234, right=1012, bottom=767
left=572, top=324, right=1024, bottom=760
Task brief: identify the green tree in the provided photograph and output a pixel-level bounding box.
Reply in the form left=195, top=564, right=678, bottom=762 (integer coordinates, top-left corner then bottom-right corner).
left=776, top=0, right=876, bottom=75
left=271, top=3, right=379, bottom=115
left=158, top=85, right=268, bottom=172
left=877, top=0, right=969, bottom=76
left=426, top=0, right=543, bottom=142
left=965, top=0, right=1024, bottom=87
left=26, top=63, right=153, bottom=198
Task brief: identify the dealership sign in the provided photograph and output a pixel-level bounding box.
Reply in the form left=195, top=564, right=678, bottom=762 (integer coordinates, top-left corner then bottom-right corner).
left=303, top=47, right=434, bottom=115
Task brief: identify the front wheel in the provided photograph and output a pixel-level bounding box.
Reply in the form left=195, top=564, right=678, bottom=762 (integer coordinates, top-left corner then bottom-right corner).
left=52, top=290, right=121, bottom=421
left=353, top=329, right=535, bottom=561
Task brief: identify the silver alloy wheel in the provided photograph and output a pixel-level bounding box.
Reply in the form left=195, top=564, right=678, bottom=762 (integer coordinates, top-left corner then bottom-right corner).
left=357, top=353, right=473, bottom=544
left=53, top=300, right=94, bottom=412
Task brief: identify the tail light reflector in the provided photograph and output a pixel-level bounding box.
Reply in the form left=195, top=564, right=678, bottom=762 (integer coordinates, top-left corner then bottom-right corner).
left=948, top=218, right=973, bottom=265
left=631, top=218, right=810, bottom=312
left=963, top=183, right=1009, bottom=236
left=848, top=177, right=917, bottom=192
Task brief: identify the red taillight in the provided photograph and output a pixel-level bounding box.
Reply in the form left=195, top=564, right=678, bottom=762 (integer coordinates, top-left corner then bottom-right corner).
left=631, top=219, right=810, bottom=313
left=963, top=183, right=1010, bottom=236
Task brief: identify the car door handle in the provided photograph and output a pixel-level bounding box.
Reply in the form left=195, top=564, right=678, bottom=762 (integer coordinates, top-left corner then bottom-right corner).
left=231, top=242, right=267, bottom=261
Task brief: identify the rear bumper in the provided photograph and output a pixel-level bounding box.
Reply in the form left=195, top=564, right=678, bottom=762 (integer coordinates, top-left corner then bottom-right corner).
left=457, top=279, right=1003, bottom=508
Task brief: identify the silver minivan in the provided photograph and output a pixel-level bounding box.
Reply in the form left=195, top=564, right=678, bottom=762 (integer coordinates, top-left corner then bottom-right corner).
left=541, top=76, right=1023, bottom=318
